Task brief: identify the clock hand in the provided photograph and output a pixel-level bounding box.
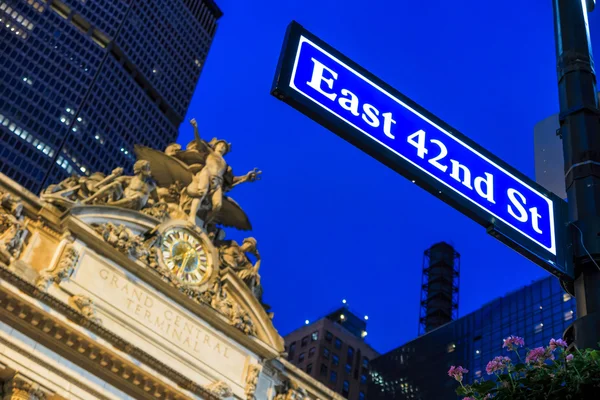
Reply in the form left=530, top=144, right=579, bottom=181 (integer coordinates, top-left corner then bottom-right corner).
left=178, top=250, right=192, bottom=278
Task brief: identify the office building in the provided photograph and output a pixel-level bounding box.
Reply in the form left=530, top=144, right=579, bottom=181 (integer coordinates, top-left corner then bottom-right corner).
left=369, top=276, right=576, bottom=399
left=284, top=305, right=379, bottom=399
left=418, top=242, right=460, bottom=335
left=0, top=0, right=221, bottom=193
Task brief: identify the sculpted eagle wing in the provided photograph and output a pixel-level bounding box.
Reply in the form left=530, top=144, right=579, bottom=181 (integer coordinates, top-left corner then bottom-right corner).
left=205, top=196, right=252, bottom=231
left=134, top=145, right=194, bottom=187
left=174, top=139, right=212, bottom=168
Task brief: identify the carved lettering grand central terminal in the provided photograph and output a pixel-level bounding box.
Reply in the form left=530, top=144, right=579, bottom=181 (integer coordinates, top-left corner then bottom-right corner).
left=99, top=268, right=233, bottom=358
left=68, top=254, right=248, bottom=379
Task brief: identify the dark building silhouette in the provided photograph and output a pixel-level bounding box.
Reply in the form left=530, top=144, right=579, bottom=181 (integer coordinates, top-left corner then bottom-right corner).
left=369, top=276, right=576, bottom=399
left=0, top=0, right=221, bottom=192
left=284, top=305, right=379, bottom=400
left=418, top=242, right=460, bottom=335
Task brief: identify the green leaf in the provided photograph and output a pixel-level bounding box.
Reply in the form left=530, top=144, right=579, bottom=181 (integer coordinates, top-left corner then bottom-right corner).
left=471, top=380, right=496, bottom=393
left=513, top=363, right=526, bottom=372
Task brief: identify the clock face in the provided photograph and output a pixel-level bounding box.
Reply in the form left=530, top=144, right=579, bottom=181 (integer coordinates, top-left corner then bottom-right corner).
left=161, top=228, right=209, bottom=285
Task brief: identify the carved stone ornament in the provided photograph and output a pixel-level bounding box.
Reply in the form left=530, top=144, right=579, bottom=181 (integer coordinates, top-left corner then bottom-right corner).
left=0, top=190, right=28, bottom=264
left=217, top=237, right=262, bottom=295
left=2, top=376, right=47, bottom=400
left=203, top=381, right=233, bottom=399
left=91, top=222, right=151, bottom=259
left=274, top=381, right=309, bottom=400
left=245, top=364, right=262, bottom=400
left=35, top=243, right=79, bottom=291
left=184, top=280, right=257, bottom=336
left=69, top=294, right=102, bottom=325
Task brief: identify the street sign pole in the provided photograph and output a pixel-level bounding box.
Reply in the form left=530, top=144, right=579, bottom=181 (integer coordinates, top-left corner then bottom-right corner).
left=553, top=0, right=600, bottom=348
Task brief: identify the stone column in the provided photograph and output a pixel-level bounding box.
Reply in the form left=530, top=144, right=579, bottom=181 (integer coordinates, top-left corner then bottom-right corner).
left=2, top=377, right=46, bottom=400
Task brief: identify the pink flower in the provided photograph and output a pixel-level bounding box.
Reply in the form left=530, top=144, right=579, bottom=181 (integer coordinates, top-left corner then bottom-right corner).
left=448, top=366, right=468, bottom=382
left=526, top=347, right=554, bottom=364
left=485, top=356, right=511, bottom=375
left=502, top=335, right=525, bottom=351
left=463, top=397, right=476, bottom=400
left=549, top=338, right=568, bottom=350
left=566, top=354, right=574, bottom=362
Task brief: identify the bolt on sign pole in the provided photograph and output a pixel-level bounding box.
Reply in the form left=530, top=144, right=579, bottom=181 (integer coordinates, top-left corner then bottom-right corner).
left=554, top=0, right=600, bottom=349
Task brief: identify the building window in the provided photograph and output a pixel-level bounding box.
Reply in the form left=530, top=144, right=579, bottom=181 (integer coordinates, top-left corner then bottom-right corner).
left=342, top=380, right=349, bottom=397
left=475, top=370, right=482, bottom=378
left=564, top=310, right=574, bottom=321
left=563, top=293, right=572, bottom=302
left=447, top=342, right=456, bottom=353
left=301, top=336, right=309, bottom=347
left=345, top=363, right=352, bottom=373
left=320, top=364, right=328, bottom=376
left=330, top=371, right=337, bottom=383
left=332, top=354, right=339, bottom=366
left=311, top=331, right=319, bottom=341
left=475, top=349, right=481, bottom=359
left=309, top=347, right=316, bottom=358
left=360, top=374, right=367, bottom=385
left=362, top=357, right=369, bottom=368
left=359, top=392, right=365, bottom=400
left=298, top=352, right=305, bottom=363
left=326, top=331, right=333, bottom=342
left=335, top=338, right=342, bottom=349
left=288, top=342, right=296, bottom=360
left=323, top=348, right=330, bottom=359
left=347, top=346, right=354, bottom=361
left=307, top=363, right=313, bottom=374
left=535, top=323, right=544, bottom=334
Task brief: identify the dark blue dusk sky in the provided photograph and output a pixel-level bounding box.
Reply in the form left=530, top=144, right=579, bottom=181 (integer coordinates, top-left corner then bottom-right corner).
left=179, top=1, right=600, bottom=354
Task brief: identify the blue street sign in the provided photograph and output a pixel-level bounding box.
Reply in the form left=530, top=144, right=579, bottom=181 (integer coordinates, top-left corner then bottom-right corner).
left=272, top=21, right=572, bottom=280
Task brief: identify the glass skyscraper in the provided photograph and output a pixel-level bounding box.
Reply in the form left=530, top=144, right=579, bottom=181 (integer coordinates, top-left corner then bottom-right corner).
left=0, top=0, right=221, bottom=192
left=369, top=276, right=576, bottom=399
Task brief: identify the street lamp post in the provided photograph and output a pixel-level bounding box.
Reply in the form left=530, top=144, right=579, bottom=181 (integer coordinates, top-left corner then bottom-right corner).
left=554, top=0, right=600, bottom=349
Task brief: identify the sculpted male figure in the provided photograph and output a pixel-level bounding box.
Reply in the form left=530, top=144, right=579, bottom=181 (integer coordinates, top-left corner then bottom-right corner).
left=185, top=119, right=260, bottom=224
left=83, top=160, right=158, bottom=210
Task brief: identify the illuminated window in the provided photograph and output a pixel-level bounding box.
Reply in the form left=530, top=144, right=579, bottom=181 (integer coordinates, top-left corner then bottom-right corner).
left=475, top=370, right=482, bottom=378
left=447, top=343, right=456, bottom=353
left=535, top=323, right=544, bottom=333
left=564, top=311, right=573, bottom=321
left=563, top=293, right=572, bottom=302
left=311, top=331, right=319, bottom=341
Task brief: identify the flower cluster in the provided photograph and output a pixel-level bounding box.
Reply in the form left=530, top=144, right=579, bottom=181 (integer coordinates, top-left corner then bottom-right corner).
left=448, top=365, right=469, bottom=382
left=485, top=356, right=511, bottom=375
left=548, top=338, right=567, bottom=351
left=447, top=335, right=600, bottom=400
left=502, top=335, right=524, bottom=351
left=525, top=346, right=554, bottom=365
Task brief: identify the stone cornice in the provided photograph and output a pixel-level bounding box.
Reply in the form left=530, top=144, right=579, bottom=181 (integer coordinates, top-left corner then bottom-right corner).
left=0, top=261, right=218, bottom=400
